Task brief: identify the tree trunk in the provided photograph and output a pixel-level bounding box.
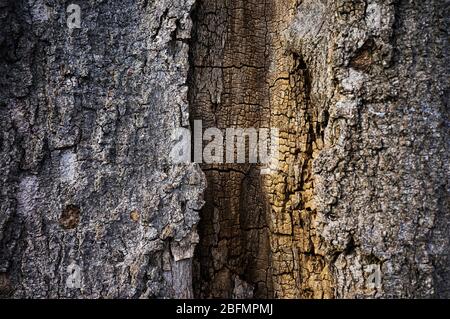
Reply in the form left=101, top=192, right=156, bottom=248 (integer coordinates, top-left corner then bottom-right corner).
left=0, top=0, right=448, bottom=298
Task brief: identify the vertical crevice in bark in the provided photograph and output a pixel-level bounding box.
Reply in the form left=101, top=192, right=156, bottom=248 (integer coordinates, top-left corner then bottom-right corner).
left=189, top=0, right=274, bottom=299
left=189, top=0, right=333, bottom=299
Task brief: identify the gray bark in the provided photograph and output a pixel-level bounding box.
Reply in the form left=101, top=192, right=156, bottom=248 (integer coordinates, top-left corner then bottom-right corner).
left=290, top=0, right=449, bottom=298
left=0, top=0, right=449, bottom=299
left=0, top=0, right=205, bottom=298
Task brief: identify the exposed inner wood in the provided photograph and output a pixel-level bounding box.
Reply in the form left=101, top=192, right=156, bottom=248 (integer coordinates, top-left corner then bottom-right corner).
left=189, top=0, right=332, bottom=298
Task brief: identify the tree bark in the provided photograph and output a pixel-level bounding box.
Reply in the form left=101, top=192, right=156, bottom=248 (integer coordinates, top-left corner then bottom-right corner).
left=0, top=0, right=205, bottom=298
left=0, top=0, right=448, bottom=299
left=191, top=0, right=449, bottom=299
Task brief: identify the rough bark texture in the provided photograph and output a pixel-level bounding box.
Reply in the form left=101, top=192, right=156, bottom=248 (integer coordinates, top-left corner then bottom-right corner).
left=1, top=0, right=449, bottom=299
left=0, top=0, right=205, bottom=298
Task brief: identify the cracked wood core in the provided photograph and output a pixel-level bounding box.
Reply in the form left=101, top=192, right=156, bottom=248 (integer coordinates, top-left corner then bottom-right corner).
left=189, top=0, right=332, bottom=298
